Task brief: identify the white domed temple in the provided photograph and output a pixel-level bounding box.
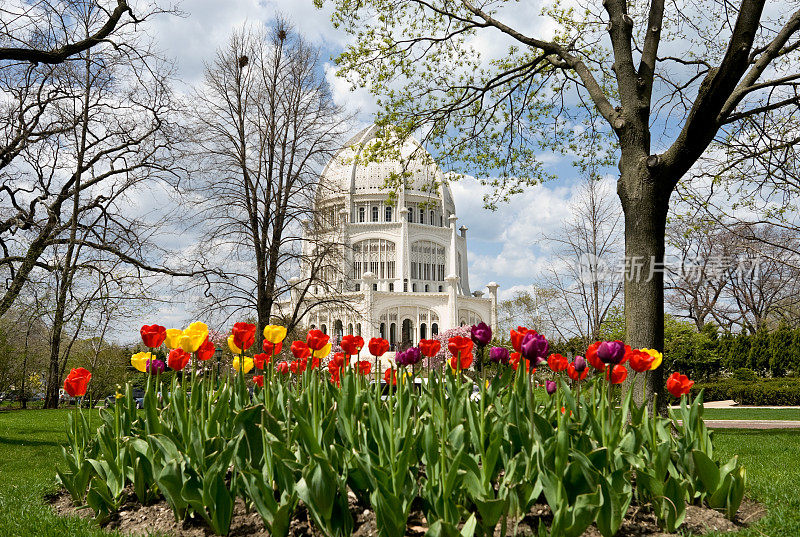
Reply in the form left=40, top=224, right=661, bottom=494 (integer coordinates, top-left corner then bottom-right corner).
left=282, top=125, right=497, bottom=353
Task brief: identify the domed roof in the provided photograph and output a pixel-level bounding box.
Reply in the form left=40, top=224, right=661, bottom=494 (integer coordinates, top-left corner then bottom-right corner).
left=318, top=125, right=455, bottom=212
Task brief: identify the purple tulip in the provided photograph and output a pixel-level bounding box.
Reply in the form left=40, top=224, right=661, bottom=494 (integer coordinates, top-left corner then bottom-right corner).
left=470, top=322, right=492, bottom=347
left=545, top=380, right=557, bottom=395
left=489, top=346, right=510, bottom=364
left=396, top=347, right=422, bottom=367
left=146, top=359, right=166, bottom=375
left=574, top=356, right=587, bottom=373
left=521, top=332, right=549, bottom=364
left=597, top=341, right=625, bottom=364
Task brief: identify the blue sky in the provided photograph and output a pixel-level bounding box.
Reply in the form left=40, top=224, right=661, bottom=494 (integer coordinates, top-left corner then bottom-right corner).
left=134, top=0, right=619, bottom=334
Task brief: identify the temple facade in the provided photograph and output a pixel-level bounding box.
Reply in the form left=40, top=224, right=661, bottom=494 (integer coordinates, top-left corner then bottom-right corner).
left=283, top=125, right=497, bottom=354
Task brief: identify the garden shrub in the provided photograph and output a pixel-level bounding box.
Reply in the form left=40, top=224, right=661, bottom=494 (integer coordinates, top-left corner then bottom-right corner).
left=691, top=378, right=800, bottom=405
left=57, top=341, right=745, bottom=537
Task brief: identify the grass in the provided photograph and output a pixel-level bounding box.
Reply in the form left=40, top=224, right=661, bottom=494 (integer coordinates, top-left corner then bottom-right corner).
left=675, top=407, right=800, bottom=421
left=0, top=409, right=798, bottom=537
left=0, top=408, right=137, bottom=537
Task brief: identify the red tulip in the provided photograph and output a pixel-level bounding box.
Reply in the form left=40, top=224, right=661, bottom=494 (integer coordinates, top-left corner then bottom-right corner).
left=341, top=335, right=365, bottom=356
left=252, top=375, right=264, bottom=388
left=196, top=338, right=215, bottom=361
left=547, top=353, right=569, bottom=372
left=167, top=348, right=191, bottom=371
left=232, top=322, right=256, bottom=351
left=419, top=339, right=441, bottom=357
left=566, top=362, right=588, bottom=381
left=368, top=337, right=391, bottom=356
left=449, top=352, right=473, bottom=370
left=263, top=339, right=283, bottom=355
left=63, top=367, right=91, bottom=398
left=628, top=349, right=656, bottom=373
left=306, top=329, right=330, bottom=351
left=510, top=326, right=530, bottom=353
left=140, top=325, right=166, bottom=348
left=448, top=336, right=473, bottom=358
left=290, top=359, right=307, bottom=375
left=666, top=372, right=694, bottom=398
left=254, top=352, right=270, bottom=369
left=291, top=340, right=311, bottom=360
left=328, top=352, right=346, bottom=385
left=356, top=360, right=372, bottom=376
left=384, top=368, right=397, bottom=385
left=607, top=364, right=628, bottom=384
left=586, top=341, right=606, bottom=371
left=510, top=352, right=533, bottom=373
left=277, top=361, right=290, bottom=375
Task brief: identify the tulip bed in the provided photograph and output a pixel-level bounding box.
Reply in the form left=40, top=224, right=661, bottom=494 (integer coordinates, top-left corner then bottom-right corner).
left=55, top=332, right=749, bottom=537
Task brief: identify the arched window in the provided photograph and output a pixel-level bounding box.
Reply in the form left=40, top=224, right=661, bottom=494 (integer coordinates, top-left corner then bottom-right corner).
left=424, top=284, right=429, bottom=292
left=407, top=206, right=413, bottom=222
left=334, top=320, right=343, bottom=341
left=389, top=323, right=397, bottom=346
left=372, top=206, right=379, bottom=222
left=410, top=241, right=446, bottom=282
left=389, top=282, right=394, bottom=292
left=385, top=206, right=392, bottom=222
left=380, top=323, right=386, bottom=339
left=347, top=323, right=353, bottom=335
left=432, top=323, right=439, bottom=336
left=412, top=283, right=417, bottom=292
left=358, top=207, right=365, bottom=222
left=420, top=323, right=427, bottom=340
left=321, top=323, right=327, bottom=334
left=430, top=210, right=435, bottom=225
left=356, top=323, right=362, bottom=336
left=419, top=208, right=425, bottom=223
left=352, top=239, right=396, bottom=280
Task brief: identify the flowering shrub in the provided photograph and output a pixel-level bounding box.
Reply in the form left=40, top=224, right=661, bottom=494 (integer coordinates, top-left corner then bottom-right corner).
left=56, top=323, right=745, bottom=537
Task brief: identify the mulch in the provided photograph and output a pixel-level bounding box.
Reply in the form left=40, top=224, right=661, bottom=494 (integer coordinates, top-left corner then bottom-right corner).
left=50, top=489, right=766, bottom=537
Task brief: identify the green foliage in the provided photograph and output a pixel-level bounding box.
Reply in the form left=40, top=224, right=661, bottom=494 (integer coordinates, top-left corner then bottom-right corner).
left=53, top=363, right=749, bottom=536
left=770, top=324, right=794, bottom=377
left=692, top=378, right=800, bottom=405
left=727, top=333, right=752, bottom=371
left=748, top=330, right=771, bottom=374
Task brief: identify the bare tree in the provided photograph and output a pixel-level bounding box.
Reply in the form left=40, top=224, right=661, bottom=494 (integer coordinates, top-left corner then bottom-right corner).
left=497, top=287, right=555, bottom=338
left=188, top=21, right=352, bottom=338
left=324, top=0, right=800, bottom=406
left=0, top=2, right=198, bottom=407
left=0, top=1, right=143, bottom=64
left=0, top=1, right=189, bottom=319
left=540, top=178, right=623, bottom=346
left=665, top=213, right=733, bottom=330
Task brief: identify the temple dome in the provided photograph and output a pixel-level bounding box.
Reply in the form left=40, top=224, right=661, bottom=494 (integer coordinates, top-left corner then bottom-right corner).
left=317, top=125, right=456, bottom=213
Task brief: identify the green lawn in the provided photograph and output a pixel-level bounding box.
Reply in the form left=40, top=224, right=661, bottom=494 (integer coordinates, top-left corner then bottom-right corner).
left=0, top=409, right=798, bottom=537
left=677, top=408, right=800, bottom=421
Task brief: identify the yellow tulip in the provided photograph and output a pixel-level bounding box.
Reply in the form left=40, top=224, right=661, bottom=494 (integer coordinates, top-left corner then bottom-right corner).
left=227, top=334, right=242, bottom=354
left=263, top=325, right=287, bottom=344
left=180, top=322, right=208, bottom=352
left=314, top=342, right=332, bottom=359
left=131, top=352, right=152, bottom=372
left=233, top=355, right=254, bottom=374
left=642, top=348, right=663, bottom=370
left=165, top=328, right=183, bottom=349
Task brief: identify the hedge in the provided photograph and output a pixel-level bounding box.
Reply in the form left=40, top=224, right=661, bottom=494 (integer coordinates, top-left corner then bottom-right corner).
left=691, top=378, right=800, bottom=406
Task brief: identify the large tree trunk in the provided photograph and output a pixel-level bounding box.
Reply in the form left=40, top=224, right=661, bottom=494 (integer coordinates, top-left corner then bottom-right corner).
left=618, top=159, right=672, bottom=413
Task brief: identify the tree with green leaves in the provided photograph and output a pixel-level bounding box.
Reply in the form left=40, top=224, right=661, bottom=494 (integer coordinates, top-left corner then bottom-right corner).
left=748, top=329, right=771, bottom=374
left=727, top=332, right=752, bottom=371
left=321, top=0, right=800, bottom=406
left=769, top=323, right=794, bottom=377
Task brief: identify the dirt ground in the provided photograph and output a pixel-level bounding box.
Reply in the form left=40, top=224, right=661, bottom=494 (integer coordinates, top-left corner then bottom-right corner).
left=50, top=490, right=765, bottom=537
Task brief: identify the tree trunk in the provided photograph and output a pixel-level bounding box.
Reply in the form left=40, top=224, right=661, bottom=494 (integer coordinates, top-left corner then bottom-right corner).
left=618, top=160, right=671, bottom=413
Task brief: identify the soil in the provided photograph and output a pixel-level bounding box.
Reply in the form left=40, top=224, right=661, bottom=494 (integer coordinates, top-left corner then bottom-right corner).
left=50, top=490, right=765, bottom=537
